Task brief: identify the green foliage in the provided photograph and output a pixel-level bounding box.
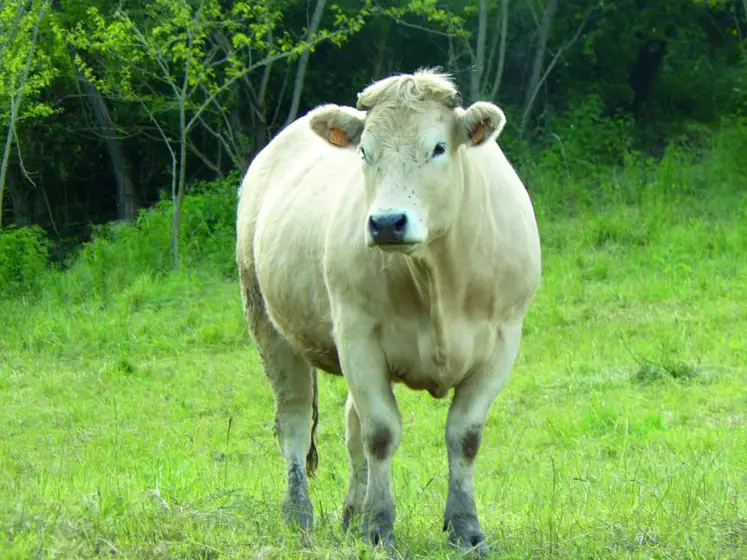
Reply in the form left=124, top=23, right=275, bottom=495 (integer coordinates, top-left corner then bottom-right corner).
left=520, top=114, right=747, bottom=225
left=3, top=117, right=746, bottom=308
left=67, top=0, right=367, bottom=125
left=0, top=0, right=60, bottom=125
left=0, top=225, right=48, bottom=299
left=2, top=0, right=744, bottom=237
left=536, top=94, right=637, bottom=178
left=0, top=172, right=238, bottom=304
left=48, top=172, right=239, bottom=302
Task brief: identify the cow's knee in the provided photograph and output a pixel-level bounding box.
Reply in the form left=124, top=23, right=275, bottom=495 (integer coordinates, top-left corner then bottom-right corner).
left=364, top=422, right=400, bottom=461
left=447, top=422, right=483, bottom=463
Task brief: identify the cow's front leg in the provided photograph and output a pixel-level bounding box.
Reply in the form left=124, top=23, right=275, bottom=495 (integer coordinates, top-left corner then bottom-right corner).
left=338, top=332, right=401, bottom=548
left=443, top=324, right=522, bottom=554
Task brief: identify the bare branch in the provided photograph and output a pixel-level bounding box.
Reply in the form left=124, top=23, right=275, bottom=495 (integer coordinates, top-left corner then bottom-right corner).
left=376, top=11, right=458, bottom=38
left=484, top=0, right=504, bottom=85
left=0, top=0, right=48, bottom=228
left=520, top=0, right=560, bottom=137
left=194, top=112, right=244, bottom=170
left=284, top=0, right=327, bottom=127
left=127, top=22, right=181, bottom=99
left=186, top=46, right=312, bottom=134
left=470, top=0, right=488, bottom=102
left=187, top=137, right=222, bottom=174
left=520, top=4, right=593, bottom=137
left=270, top=63, right=293, bottom=130
left=489, top=0, right=510, bottom=102
left=258, top=29, right=274, bottom=108
left=13, top=127, right=59, bottom=237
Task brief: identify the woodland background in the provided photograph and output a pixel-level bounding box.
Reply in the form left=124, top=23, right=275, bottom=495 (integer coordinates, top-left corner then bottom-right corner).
left=1, top=0, right=745, bottom=269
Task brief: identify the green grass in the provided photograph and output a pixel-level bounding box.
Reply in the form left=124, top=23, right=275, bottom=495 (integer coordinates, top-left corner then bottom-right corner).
left=2, top=149, right=747, bottom=557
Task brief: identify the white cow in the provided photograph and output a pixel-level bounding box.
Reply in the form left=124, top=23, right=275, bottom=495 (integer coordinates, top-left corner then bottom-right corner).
left=236, top=69, right=541, bottom=552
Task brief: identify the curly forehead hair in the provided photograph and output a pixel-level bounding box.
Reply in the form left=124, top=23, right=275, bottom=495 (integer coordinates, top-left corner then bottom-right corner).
left=356, top=68, right=462, bottom=111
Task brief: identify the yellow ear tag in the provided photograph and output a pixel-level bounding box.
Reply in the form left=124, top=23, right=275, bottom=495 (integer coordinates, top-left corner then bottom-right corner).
left=329, top=127, right=349, bottom=147
left=471, top=122, right=486, bottom=145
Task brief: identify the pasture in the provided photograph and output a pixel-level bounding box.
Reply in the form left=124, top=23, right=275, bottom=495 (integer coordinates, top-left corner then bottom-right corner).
left=1, top=142, right=746, bottom=558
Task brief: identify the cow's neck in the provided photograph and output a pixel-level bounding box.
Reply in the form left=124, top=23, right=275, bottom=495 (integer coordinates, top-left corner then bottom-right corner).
left=416, top=162, right=490, bottom=367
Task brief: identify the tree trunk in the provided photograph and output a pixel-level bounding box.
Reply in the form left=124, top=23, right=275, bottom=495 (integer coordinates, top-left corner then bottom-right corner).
left=489, top=0, right=510, bottom=101
left=470, top=0, right=489, bottom=102
left=0, top=97, right=19, bottom=229
left=629, top=38, right=669, bottom=120
left=173, top=104, right=188, bottom=271
left=78, top=71, right=137, bottom=221
left=372, top=18, right=392, bottom=79
left=6, top=166, right=30, bottom=227
left=520, top=0, right=559, bottom=137
left=284, top=0, right=327, bottom=127
left=0, top=2, right=46, bottom=229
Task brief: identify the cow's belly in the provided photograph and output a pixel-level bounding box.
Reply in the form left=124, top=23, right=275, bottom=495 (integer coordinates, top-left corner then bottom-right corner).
left=380, top=315, right=498, bottom=398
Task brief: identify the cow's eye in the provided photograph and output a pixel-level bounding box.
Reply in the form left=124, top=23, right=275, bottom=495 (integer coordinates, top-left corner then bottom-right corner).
left=432, top=142, right=447, bottom=159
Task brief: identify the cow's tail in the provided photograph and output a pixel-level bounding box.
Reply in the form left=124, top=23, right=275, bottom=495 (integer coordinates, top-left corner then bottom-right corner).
left=306, top=369, right=320, bottom=478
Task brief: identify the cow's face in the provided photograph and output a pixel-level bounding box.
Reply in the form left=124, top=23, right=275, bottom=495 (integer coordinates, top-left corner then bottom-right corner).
left=311, top=100, right=505, bottom=254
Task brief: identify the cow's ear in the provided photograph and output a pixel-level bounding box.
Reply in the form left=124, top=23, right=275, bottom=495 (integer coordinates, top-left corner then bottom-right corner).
left=309, top=104, right=365, bottom=148
left=456, top=101, right=506, bottom=147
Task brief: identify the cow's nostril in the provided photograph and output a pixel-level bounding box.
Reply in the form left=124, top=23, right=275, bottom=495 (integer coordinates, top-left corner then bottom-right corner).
left=368, top=212, right=409, bottom=244
left=394, top=214, right=407, bottom=234
left=368, top=216, right=380, bottom=235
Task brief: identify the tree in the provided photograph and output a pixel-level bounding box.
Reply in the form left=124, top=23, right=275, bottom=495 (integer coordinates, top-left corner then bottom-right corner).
left=519, top=0, right=593, bottom=137
left=0, top=0, right=56, bottom=229
left=520, top=0, right=560, bottom=136
left=284, top=0, right=328, bottom=127
left=69, top=0, right=366, bottom=268
left=75, top=61, right=138, bottom=221
left=1, top=0, right=744, bottom=241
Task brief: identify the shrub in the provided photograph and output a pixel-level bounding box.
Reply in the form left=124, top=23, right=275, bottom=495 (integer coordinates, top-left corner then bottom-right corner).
left=0, top=226, right=49, bottom=300
left=538, top=94, right=636, bottom=178
left=49, top=171, right=240, bottom=303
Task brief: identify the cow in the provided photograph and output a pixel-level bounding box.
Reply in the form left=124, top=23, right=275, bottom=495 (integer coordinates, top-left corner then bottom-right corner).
left=236, top=69, right=541, bottom=553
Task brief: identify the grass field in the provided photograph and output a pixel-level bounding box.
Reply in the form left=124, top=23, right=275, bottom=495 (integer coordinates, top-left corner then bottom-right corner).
left=1, top=142, right=747, bottom=558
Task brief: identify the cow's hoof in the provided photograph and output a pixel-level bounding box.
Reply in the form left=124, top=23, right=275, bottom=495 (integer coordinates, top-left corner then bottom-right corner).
left=283, top=495, right=313, bottom=531
left=362, top=526, right=394, bottom=549
left=361, top=519, right=394, bottom=549
left=444, top=518, right=489, bottom=556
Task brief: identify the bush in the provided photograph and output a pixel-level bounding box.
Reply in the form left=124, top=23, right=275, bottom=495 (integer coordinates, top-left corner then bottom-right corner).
left=0, top=225, right=49, bottom=300
left=48, top=171, right=240, bottom=303
left=538, top=94, right=637, bottom=178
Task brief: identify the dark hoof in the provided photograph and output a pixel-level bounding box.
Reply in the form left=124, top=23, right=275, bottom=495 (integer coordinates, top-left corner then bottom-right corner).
left=283, top=496, right=313, bottom=531
left=362, top=519, right=395, bottom=549
left=444, top=518, right=489, bottom=555
left=363, top=527, right=395, bottom=549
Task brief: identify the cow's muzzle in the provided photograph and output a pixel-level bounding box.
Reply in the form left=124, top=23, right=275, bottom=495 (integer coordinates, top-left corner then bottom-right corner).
left=368, top=212, right=408, bottom=246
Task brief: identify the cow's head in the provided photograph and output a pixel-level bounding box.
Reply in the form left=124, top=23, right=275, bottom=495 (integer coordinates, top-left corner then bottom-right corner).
left=310, top=70, right=505, bottom=254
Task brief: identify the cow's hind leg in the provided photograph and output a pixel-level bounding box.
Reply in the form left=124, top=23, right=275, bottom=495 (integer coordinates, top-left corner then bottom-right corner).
left=241, top=267, right=317, bottom=531
left=442, top=322, right=523, bottom=555
left=342, top=392, right=368, bottom=530
left=260, top=332, right=317, bottom=530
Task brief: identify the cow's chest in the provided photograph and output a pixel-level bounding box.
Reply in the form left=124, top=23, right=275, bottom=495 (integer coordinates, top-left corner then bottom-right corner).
left=379, top=314, right=498, bottom=398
